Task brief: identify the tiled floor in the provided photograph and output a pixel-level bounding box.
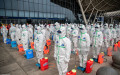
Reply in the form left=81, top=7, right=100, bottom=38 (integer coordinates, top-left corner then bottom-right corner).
left=0, top=36, right=120, bottom=75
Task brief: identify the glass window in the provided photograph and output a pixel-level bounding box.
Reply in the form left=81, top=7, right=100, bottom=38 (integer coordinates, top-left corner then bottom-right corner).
left=51, top=13, right=53, bottom=18
left=54, top=14, right=58, bottom=18
left=0, top=0, right=4, bottom=8
left=19, top=11, right=24, bottom=17
left=13, top=10, right=18, bottom=17
left=29, top=0, right=33, bottom=2
left=25, top=11, right=29, bottom=17
left=0, top=9, right=5, bottom=16
left=30, top=12, right=34, bottom=17
left=39, top=13, right=43, bottom=17
left=29, top=3, right=34, bottom=11
left=46, top=0, right=50, bottom=5
left=46, top=13, right=50, bottom=18
left=39, top=4, right=43, bottom=12
left=46, top=5, right=50, bottom=12
left=43, top=0, right=47, bottom=4
left=4, top=0, right=12, bottom=9
left=34, top=0, right=39, bottom=3
left=54, top=7, right=58, bottom=13
left=18, top=0, right=24, bottom=10
left=43, top=13, right=47, bottom=18
left=24, top=0, right=28, bottom=2
left=24, top=2, right=29, bottom=10
left=50, top=6, right=54, bottom=13
left=35, top=12, right=38, bottom=17
left=43, top=5, right=46, bottom=12
left=38, top=0, right=42, bottom=3
left=34, top=3, right=39, bottom=11
left=12, top=0, right=18, bottom=10
left=6, top=10, right=12, bottom=17
left=58, top=14, right=61, bottom=18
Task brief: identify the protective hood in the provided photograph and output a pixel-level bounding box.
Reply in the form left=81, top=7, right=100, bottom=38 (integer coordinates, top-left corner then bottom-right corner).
left=16, top=24, right=19, bottom=28
left=109, top=24, right=113, bottom=29
left=11, top=23, right=13, bottom=27
left=22, top=24, right=26, bottom=30
left=95, top=24, right=100, bottom=31
left=37, top=26, right=42, bottom=34
left=79, top=24, right=87, bottom=33
left=104, top=23, right=108, bottom=29
left=55, top=22, right=60, bottom=30
left=57, top=26, right=66, bottom=38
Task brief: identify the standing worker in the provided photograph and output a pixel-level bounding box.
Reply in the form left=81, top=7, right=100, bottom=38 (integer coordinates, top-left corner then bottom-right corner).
left=21, top=24, right=29, bottom=51
left=54, top=26, right=71, bottom=75
left=92, top=24, right=103, bottom=62
left=35, top=26, right=45, bottom=68
left=77, top=24, right=90, bottom=71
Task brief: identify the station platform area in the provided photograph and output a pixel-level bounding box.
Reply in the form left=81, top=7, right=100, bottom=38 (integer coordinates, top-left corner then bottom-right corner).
left=0, top=36, right=120, bottom=75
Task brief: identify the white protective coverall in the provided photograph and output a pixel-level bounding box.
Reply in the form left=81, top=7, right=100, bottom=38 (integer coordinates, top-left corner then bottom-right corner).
left=109, top=24, right=116, bottom=46
left=71, top=24, right=79, bottom=51
left=34, top=26, right=44, bottom=64
left=118, top=25, right=120, bottom=41
left=103, top=23, right=111, bottom=53
left=115, top=24, right=120, bottom=42
left=89, top=24, right=95, bottom=45
left=41, top=24, right=46, bottom=46
left=45, top=25, right=50, bottom=40
left=21, top=24, right=29, bottom=50
left=15, top=24, right=22, bottom=45
left=53, top=22, right=61, bottom=41
left=2, top=25, right=8, bottom=43
left=78, top=24, right=90, bottom=68
left=92, top=24, right=103, bottom=59
left=28, top=24, right=33, bottom=43
left=34, top=24, right=38, bottom=39
left=9, top=23, right=16, bottom=41
left=66, top=24, right=72, bottom=39
left=54, top=26, right=71, bottom=75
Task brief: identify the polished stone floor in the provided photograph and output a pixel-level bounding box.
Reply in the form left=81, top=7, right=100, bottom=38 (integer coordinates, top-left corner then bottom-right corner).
left=0, top=36, right=120, bottom=75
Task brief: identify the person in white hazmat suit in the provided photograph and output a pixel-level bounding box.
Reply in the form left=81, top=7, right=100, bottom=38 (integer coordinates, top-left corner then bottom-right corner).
left=41, top=24, right=46, bottom=47
left=66, top=24, right=72, bottom=39
left=92, top=24, right=103, bottom=62
left=89, top=24, right=95, bottom=46
left=54, top=26, right=71, bottom=75
left=71, top=24, right=79, bottom=52
left=15, top=24, right=22, bottom=45
left=77, top=24, right=90, bottom=71
left=28, top=24, right=33, bottom=44
left=53, top=22, right=61, bottom=41
left=45, top=25, right=50, bottom=40
left=109, top=24, right=116, bottom=46
left=21, top=24, right=29, bottom=51
left=118, top=24, right=120, bottom=41
left=115, top=24, right=119, bottom=42
left=9, top=23, right=16, bottom=41
left=2, top=25, right=8, bottom=43
left=103, top=23, right=111, bottom=54
left=35, top=26, right=45, bottom=68
left=34, top=24, right=38, bottom=39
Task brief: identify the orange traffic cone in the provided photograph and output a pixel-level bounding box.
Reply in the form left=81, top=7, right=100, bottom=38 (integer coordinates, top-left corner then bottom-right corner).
left=44, top=45, right=49, bottom=54
left=18, top=44, right=24, bottom=52
left=31, top=42, right=34, bottom=49
left=98, top=52, right=104, bottom=64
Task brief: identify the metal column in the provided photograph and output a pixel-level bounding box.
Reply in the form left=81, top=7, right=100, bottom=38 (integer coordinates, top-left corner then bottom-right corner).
left=78, top=0, right=88, bottom=25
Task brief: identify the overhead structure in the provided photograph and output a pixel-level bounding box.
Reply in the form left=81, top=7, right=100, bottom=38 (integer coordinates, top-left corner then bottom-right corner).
left=51, top=0, right=120, bottom=24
